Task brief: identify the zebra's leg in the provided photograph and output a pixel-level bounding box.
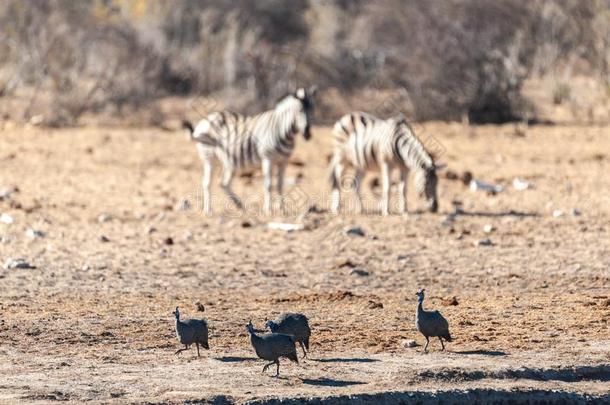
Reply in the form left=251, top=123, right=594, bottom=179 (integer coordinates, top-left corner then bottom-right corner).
left=398, top=168, right=409, bottom=216
left=221, top=166, right=243, bottom=210
left=380, top=162, right=391, bottom=216
left=276, top=162, right=286, bottom=214
left=202, top=158, right=213, bottom=215
left=197, top=146, right=215, bottom=215
left=354, top=170, right=364, bottom=214
left=262, top=158, right=273, bottom=215
left=330, top=159, right=343, bottom=214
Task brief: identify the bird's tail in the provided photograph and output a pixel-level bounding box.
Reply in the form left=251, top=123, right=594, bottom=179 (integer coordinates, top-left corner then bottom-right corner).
left=443, top=332, right=452, bottom=342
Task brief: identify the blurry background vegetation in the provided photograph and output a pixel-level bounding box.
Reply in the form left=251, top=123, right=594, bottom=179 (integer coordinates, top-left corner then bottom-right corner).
left=0, top=0, right=609, bottom=127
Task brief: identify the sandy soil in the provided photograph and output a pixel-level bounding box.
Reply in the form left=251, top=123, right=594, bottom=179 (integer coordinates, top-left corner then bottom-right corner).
left=0, top=122, right=609, bottom=404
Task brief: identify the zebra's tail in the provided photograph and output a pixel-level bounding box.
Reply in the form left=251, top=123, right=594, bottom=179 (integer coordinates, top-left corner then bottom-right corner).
left=182, top=119, right=217, bottom=146
left=182, top=120, right=195, bottom=139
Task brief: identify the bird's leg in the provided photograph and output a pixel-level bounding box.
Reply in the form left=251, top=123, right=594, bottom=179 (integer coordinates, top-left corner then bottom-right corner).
left=175, top=345, right=188, bottom=355
left=262, top=361, right=274, bottom=373
left=196, top=342, right=200, bottom=357
left=275, top=360, right=280, bottom=377
left=424, top=337, right=429, bottom=353
left=300, top=342, right=307, bottom=358
left=439, top=337, right=445, bottom=351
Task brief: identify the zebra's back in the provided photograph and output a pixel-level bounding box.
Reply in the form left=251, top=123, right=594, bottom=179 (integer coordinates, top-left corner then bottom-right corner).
left=199, top=110, right=296, bottom=171
left=332, top=112, right=402, bottom=171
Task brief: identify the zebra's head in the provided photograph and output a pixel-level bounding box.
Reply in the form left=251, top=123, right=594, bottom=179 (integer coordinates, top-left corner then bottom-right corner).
left=291, top=86, right=316, bottom=141
left=415, top=165, right=439, bottom=213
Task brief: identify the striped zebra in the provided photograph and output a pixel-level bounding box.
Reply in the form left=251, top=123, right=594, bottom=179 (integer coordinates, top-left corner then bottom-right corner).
left=330, top=112, right=440, bottom=216
left=183, top=86, right=316, bottom=215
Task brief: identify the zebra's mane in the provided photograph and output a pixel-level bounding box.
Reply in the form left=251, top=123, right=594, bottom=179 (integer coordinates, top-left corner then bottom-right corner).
left=394, top=120, right=434, bottom=172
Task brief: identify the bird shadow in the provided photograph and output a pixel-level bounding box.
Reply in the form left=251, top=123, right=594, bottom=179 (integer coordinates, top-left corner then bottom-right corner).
left=309, top=357, right=380, bottom=363
left=214, top=356, right=258, bottom=363
left=300, top=377, right=367, bottom=387
left=453, top=350, right=508, bottom=356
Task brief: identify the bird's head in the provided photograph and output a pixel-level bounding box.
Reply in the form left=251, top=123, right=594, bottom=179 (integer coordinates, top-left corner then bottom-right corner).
left=415, top=289, right=425, bottom=303
left=264, top=318, right=277, bottom=332
left=172, top=307, right=180, bottom=320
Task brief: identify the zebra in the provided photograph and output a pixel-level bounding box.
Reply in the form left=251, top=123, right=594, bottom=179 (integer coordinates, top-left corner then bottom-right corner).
left=183, top=86, right=316, bottom=215
left=330, top=112, right=440, bottom=216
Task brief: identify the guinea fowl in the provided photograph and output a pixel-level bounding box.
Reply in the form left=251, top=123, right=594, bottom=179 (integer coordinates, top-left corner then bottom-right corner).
left=265, top=313, right=311, bottom=358
left=173, top=307, right=209, bottom=357
left=415, top=289, right=452, bottom=352
left=246, top=320, right=298, bottom=377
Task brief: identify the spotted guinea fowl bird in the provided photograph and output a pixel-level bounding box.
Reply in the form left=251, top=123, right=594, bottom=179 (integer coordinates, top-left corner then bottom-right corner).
left=415, top=289, right=452, bottom=352
left=246, top=320, right=298, bottom=377
left=265, top=313, right=311, bottom=358
left=173, top=307, right=209, bottom=357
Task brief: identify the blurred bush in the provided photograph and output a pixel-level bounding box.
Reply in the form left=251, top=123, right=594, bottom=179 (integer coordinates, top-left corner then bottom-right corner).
left=0, top=0, right=608, bottom=126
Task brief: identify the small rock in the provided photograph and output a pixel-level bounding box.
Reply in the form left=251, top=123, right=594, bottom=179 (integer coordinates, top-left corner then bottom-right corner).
left=0, top=213, right=14, bottom=224
left=25, top=228, right=45, bottom=239
left=367, top=300, right=383, bottom=309
left=183, top=230, right=194, bottom=241
left=146, top=226, right=157, bottom=234
left=443, top=296, right=459, bottom=306
left=307, top=204, right=324, bottom=214
left=0, top=189, right=11, bottom=200
left=397, top=255, right=410, bottom=262
left=29, top=114, right=44, bottom=126
left=344, top=226, right=365, bottom=237
left=81, top=265, right=90, bottom=271
left=175, top=198, right=191, bottom=211
left=552, top=210, right=564, bottom=218
left=163, top=237, right=174, bottom=245
left=401, top=339, right=418, bottom=348
left=483, top=224, right=494, bottom=233
left=336, top=259, right=357, bottom=269
left=241, top=220, right=253, bottom=228
left=571, top=208, right=582, bottom=216
left=444, top=170, right=459, bottom=181
left=512, top=178, right=534, bottom=191
left=196, top=302, right=206, bottom=312
left=99, top=235, right=110, bottom=243
left=3, top=258, right=36, bottom=270
left=469, top=179, right=503, bottom=194
left=474, top=238, right=493, bottom=247
left=349, top=268, right=370, bottom=276
left=98, top=213, right=112, bottom=223
left=601, top=298, right=610, bottom=307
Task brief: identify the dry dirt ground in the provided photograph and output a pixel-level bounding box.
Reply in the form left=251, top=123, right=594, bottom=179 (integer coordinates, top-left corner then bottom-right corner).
left=0, top=122, right=609, bottom=404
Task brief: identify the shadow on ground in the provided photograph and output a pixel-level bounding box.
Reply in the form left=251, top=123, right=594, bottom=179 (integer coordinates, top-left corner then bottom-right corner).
left=300, top=377, right=366, bottom=387
left=214, top=356, right=258, bottom=363
left=454, top=350, right=508, bottom=356
left=309, top=357, right=380, bottom=363
left=417, top=364, right=610, bottom=383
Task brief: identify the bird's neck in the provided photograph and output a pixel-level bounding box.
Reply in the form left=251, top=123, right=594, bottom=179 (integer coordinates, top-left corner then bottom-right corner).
left=417, top=301, right=424, bottom=312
